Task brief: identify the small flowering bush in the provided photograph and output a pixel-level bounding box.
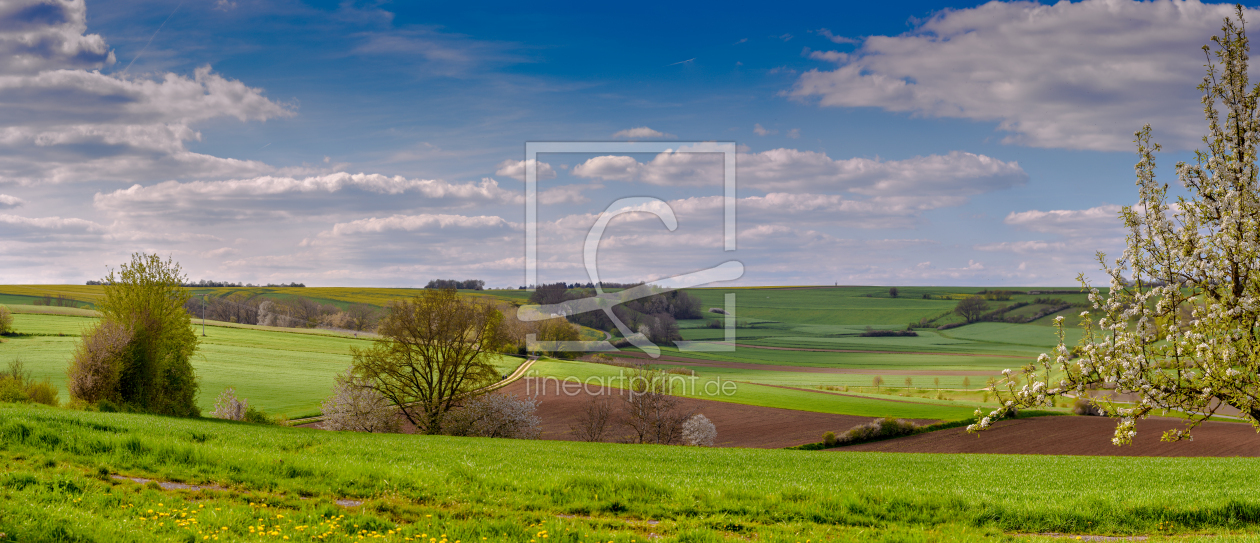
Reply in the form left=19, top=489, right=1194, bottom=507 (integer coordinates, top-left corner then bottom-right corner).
left=210, top=388, right=248, bottom=421
left=321, top=369, right=398, bottom=433
left=681, top=414, right=716, bottom=446
left=974, top=9, right=1260, bottom=445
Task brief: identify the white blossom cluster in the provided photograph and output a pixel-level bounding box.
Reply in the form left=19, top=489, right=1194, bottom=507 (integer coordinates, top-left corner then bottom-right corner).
left=321, top=369, right=399, bottom=433
left=210, top=387, right=248, bottom=421
left=681, top=414, right=717, bottom=446
left=970, top=10, right=1260, bottom=445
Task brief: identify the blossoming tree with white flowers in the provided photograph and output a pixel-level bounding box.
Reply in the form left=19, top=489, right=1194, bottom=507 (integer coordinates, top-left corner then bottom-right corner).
left=971, top=7, right=1260, bottom=445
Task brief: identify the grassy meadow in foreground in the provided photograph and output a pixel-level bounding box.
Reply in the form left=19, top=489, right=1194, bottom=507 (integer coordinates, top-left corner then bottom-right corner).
left=2, top=403, right=1259, bottom=542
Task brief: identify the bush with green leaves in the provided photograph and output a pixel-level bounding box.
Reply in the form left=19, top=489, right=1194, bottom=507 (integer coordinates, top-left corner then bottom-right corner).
left=0, top=304, right=12, bottom=335
left=0, top=359, right=59, bottom=407
left=66, top=253, right=200, bottom=416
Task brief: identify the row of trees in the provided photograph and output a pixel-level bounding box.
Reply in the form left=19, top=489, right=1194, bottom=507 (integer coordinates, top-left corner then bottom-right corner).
left=528, top=283, right=702, bottom=345
left=424, top=279, right=485, bottom=290
left=568, top=368, right=716, bottom=446
left=182, top=294, right=380, bottom=332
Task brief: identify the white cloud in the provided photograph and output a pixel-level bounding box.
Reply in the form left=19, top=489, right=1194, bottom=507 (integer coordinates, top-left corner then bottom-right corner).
left=573, top=147, right=1025, bottom=209
left=494, top=159, right=556, bottom=181
left=0, top=65, right=295, bottom=184
left=805, top=49, right=848, bottom=62
left=329, top=213, right=518, bottom=236
left=0, top=212, right=101, bottom=233
left=753, top=123, right=777, bottom=136
left=791, top=0, right=1241, bottom=151
left=202, top=247, right=240, bottom=258
left=0, top=0, right=114, bottom=74
left=0, top=1, right=294, bottom=186
left=0, top=194, right=23, bottom=208
left=786, top=128, right=800, bottom=139
left=93, top=173, right=520, bottom=220
left=815, top=28, right=858, bottom=45
left=611, top=126, right=676, bottom=139
left=1004, top=204, right=1124, bottom=237
left=572, top=149, right=725, bottom=187
left=974, top=240, right=1070, bottom=254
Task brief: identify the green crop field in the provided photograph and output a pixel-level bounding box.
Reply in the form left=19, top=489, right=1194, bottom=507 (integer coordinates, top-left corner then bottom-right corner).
left=0, top=313, right=525, bottom=419
left=3, top=403, right=1260, bottom=542
left=528, top=359, right=981, bottom=420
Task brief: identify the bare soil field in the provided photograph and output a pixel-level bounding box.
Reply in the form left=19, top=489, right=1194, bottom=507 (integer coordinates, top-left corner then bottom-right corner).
left=841, top=415, right=1260, bottom=456
left=498, top=378, right=939, bottom=448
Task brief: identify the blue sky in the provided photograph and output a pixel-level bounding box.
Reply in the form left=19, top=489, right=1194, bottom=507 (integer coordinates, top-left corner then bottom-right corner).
left=1, top=0, right=1255, bottom=287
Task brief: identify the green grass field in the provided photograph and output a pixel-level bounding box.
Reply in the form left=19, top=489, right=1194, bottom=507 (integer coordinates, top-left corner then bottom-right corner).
left=2, top=403, right=1260, bottom=542
left=0, top=313, right=524, bottom=419
left=529, top=359, right=980, bottom=420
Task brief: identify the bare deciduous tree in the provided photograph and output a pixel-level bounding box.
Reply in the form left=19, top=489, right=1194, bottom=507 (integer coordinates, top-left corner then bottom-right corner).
left=570, top=395, right=614, bottom=442
left=66, top=320, right=134, bottom=404
left=621, top=368, right=690, bottom=444
left=344, top=303, right=380, bottom=332
left=321, top=368, right=398, bottom=433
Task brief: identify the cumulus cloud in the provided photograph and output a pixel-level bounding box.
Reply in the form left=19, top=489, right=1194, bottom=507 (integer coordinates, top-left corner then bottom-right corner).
left=1004, top=204, right=1124, bottom=237
left=494, top=159, right=556, bottom=181
left=93, top=173, right=521, bottom=221
left=0, top=0, right=294, bottom=185
left=0, top=212, right=102, bottom=234
left=572, top=147, right=1025, bottom=209
left=0, top=0, right=114, bottom=74
left=572, top=148, right=726, bottom=187
left=791, top=0, right=1241, bottom=150
left=753, top=123, right=777, bottom=136
left=329, top=213, right=518, bottom=236
left=0, top=65, right=295, bottom=184
left=0, top=194, right=23, bottom=208
left=974, top=240, right=1070, bottom=254
left=611, top=126, right=676, bottom=139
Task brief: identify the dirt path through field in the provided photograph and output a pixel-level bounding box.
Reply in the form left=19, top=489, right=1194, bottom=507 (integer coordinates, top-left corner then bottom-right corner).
left=840, top=415, right=1260, bottom=456
left=606, top=351, right=1002, bottom=376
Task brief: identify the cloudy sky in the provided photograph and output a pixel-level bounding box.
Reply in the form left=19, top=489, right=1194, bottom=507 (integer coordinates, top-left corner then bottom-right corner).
left=0, top=0, right=1253, bottom=287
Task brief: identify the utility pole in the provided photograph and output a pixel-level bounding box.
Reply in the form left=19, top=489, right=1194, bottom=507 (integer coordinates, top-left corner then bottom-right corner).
left=201, top=294, right=206, bottom=337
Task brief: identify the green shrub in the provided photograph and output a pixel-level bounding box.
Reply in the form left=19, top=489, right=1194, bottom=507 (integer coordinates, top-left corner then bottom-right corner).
left=244, top=406, right=273, bottom=424
left=24, top=381, right=58, bottom=407
left=0, top=304, right=12, bottom=334
left=822, top=431, right=837, bottom=448
left=0, top=377, right=27, bottom=403
left=832, top=417, right=920, bottom=446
